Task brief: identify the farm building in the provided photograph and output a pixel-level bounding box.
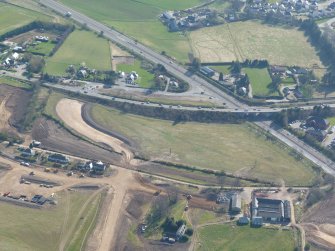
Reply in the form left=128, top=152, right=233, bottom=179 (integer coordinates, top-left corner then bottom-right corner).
left=89, top=160, right=106, bottom=174
left=48, top=153, right=69, bottom=164
left=238, top=216, right=250, bottom=225
left=200, top=66, right=215, bottom=77
left=176, top=224, right=186, bottom=240
left=252, top=197, right=291, bottom=223
left=251, top=216, right=263, bottom=227
left=230, top=193, right=242, bottom=213
left=21, top=148, right=36, bottom=157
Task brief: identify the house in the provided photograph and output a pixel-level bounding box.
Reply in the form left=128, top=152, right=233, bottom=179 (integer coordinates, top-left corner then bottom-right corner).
left=216, top=192, right=230, bottom=204
left=305, top=128, right=328, bottom=142
left=238, top=87, right=247, bottom=96
left=305, top=116, right=330, bottom=130
left=270, top=65, right=286, bottom=75
left=21, top=148, right=36, bottom=157
left=200, top=66, right=215, bottom=77
left=238, top=216, right=250, bottom=225
left=35, top=36, right=49, bottom=42
left=176, top=224, right=186, bottom=240
left=294, top=89, right=303, bottom=99
left=48, top=153, right=69, bottom=164
left=13, top=46, right=24, bottom=52
left=126, top=72, right=139, bottom=84
left=252, top=197, right=291, bottom=223
left=12, top=52, right=20, bottom=60
left=230, top=193, right=242, bottom=213
left=78, top=69, right=88, bottom=78
left=4, top=57, right=14, bottom=66
left=90, top=160, right=106, bottom=174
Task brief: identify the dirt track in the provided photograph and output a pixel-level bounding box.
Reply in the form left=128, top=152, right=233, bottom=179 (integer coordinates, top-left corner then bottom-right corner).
left=56, top=99, right=133, bottom=162
left=0, top=153, right=155, bottom=251
left=32, top=117, right=122, bottom=165
left=0, top=96, right=10, bottom=130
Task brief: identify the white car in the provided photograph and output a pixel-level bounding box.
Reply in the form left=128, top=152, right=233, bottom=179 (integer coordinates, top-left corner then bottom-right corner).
left=20, top=162, right=30, bottom=167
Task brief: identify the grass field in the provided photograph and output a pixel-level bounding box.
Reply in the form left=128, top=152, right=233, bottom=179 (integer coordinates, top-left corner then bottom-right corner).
left=197, top=224, right=296, bottom=251
left=0, top=190, right=101, bottom=251
left=117, top=59, right=155, bottom=88
left=90, top=104, right=317, bottom=185
left=60, top=0, right=203, bottom=62
left=45, top=30, right=111, bottom=76
left=243, top=67, right=278, bottom=97
left=0, top=3, right=50, bottom=35
left=0, top=76, right=32, bottom=89
left=190, top=21, right=322, bottom=67
left=44, top=91, right=65, bottom=119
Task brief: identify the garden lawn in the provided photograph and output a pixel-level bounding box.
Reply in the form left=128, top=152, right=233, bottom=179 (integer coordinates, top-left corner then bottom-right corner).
left=117, top=59, right=155, bottom=88
left=243, top=67, right=277, bottom=97
left=45, top=30, right=111, bottom=75
left=27, top=41, right=55, bottom=56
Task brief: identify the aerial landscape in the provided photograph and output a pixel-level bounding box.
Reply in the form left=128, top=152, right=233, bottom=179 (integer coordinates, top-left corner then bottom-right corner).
left=2, top=0, right=335, bottom=250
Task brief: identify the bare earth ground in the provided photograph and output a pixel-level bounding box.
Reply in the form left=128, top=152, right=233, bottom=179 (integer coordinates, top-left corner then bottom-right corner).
left=56, top=99, right=133, bottom=162
left=7, top=30, right=58, bottom=44
left=110, top=41, right=133, bottom=71
left=0, top=85, right=32, bottom=131
left=0, top=153, right=156, bottom=251
left=302, top=193, right=335, bottom=249
left=31, top=117, right=122, bottom=165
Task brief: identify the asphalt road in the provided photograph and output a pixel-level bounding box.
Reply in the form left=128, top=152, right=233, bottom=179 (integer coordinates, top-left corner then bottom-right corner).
left=39, top=0, right=243, bottom=109
left=39, top=0, right=335, bottom=176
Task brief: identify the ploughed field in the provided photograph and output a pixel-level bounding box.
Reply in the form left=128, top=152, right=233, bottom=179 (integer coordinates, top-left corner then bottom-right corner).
left=88, top=104, right=318, bottom=186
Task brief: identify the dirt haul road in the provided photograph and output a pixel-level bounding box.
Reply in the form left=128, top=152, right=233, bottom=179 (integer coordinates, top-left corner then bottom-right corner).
left=56, top=99, right=133, bottom=162
left=0, top=96, right=11, bottom=130
left=0, top=154, right=155, bottom=251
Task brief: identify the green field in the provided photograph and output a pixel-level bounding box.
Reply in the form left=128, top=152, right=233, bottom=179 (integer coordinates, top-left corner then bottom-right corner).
left=243, top=67, right=278, bottom=97
left=60, top=0, right=204, bottom=62
left=190, top=21, right=322, bottom=67
left=90, top=104, right=317, bottom=185
left=117, top=60, right=155, bottom=88
left=45, top=30, right=111, bottom=75
left=197, top=224, right=296, bottom=251
left=0, top=3, right=50, bottom=35
left=44, top=91, right=65, bottom=119
left=28, top=41, right=56, bottom=56
left=0, top=76, right=32, bottom=89
left=0, top=190, right=101, bottom=251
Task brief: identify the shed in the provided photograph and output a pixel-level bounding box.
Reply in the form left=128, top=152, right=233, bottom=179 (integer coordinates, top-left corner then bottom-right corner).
left=230, top=194, right=242, bottom=213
